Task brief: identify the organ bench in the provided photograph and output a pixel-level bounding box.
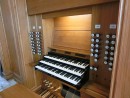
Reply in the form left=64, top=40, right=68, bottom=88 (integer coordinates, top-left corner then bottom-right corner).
left=0, top=84, right=42, bottom=98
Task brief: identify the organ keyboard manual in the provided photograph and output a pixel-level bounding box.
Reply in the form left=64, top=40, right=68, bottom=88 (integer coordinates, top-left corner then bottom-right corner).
left=35, top=52, right=90, bottom=89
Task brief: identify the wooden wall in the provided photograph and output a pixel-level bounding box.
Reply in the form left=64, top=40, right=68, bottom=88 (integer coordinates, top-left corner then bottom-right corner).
left=53, top=15, right=91, bottom=55
left=0, top=5, right=12, bottom=79
left=0, top=0, right=42, bottom=90
left=42, top=19, right=54, bottom=55
left=26, top=0, right=119, bottom=15
left=28, top=15, right=44, bottom=61
left=110, top=0, right=130, bottom=98
left=28, top=14, right=44, bottom=89
left=0, top=0, right=23, bottom=81
left=90, top=2, right=119, bottom=88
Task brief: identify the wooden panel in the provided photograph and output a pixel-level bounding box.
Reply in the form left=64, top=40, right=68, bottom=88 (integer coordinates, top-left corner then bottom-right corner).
left=25, top=15, right=44, bottom=89
left=90, top=2, right=119, bottom=88
left=42, top=19, right=54, bottom=55
left=42, top=6, right=92, bottom=19
left=36, top=15, right=43, bottom=32
left=26, top=0, right=119, bottom=15
left=53, top=15, right=91, bottom=55
left=81, top=89, right=107, bottom=98
left=9, top=0, right=34, bottom=87
left=28, top=15, right=43, bottom=62
left=28, top=15, right=38, bottom=61
left=53, top=31, right=91, bottom=54
left=110, top=0, right=130, bottom=98
left=35, top=15, right=44, bottom=60
left=54, top=14, right=91, bottom=30
left=80, top=82, right=109, bottom=97
left=25, top=64, right=36, bottom=89
left=0, top=7, right=12, bottom=79
left=81, top=92, right=95, bottom=98
left=9, top=0, right=29, bottom=81
left=35, top=70, right=43, bottom=88
left=1, top=0, right=37, bottom=89
left=0, top=0, right=20, bottom=78
left=0, top=84, right=42, bottom=98
left=12, top=0, right=32, bottom=66
left=28, top=62, right=43, bottom=90
left=48, top=46, right=90, bottom=57
left=32, top=16, right=44, bottom=87
left=29, top=15, right=37, bottom=32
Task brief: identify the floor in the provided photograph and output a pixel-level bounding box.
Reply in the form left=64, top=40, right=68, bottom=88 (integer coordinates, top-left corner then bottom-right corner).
left=0, top=76, right=17, bottom=92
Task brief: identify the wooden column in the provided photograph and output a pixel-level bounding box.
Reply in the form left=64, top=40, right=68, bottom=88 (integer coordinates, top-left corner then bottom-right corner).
left=0, top=5, right=12, bottom=79
left=110, top=0, right=130, bottom=98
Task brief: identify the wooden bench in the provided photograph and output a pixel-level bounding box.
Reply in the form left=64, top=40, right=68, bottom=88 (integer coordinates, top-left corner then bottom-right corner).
left=0, top=84, right=42, bottom=98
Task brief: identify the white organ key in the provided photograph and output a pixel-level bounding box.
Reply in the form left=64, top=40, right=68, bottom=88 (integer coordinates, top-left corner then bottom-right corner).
left=44, top=56, right=89, bottom=69
left=39, top=60, right=84, bottom=76
left=35, top=65, right=80, bottom=85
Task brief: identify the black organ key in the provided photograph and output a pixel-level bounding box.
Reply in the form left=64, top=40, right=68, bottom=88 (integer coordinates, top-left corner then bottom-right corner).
left=35, top=52, right=89, bottom=87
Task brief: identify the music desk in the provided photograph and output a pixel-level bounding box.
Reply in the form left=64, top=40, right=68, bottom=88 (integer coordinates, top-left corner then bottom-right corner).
left=0, top=84, right=42, bottom=98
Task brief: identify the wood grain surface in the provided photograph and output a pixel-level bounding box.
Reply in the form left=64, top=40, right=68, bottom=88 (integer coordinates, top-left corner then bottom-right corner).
left=53, top=15, right=91, bottom=55
left=90, top=2, right=119, bottom=88
left=0, top=84, right=42, bottom=98
left=110, top=0, right=130, bottom=98
left=26, top=0, right=119, bottom=15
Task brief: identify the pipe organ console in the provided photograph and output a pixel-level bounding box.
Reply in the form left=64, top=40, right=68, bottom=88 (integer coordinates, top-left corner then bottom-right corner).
left=1, top=0, right=129, bottom=97
left=28, top=1, right=119, bottom=98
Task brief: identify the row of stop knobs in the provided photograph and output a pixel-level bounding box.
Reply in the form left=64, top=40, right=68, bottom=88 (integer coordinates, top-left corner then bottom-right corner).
left=90, top=33, right=100, bottom=62
left=90, top=33, right=116, bottom=71
left=104, top=34, right=116, bottom=71
left=29, top=32, right=42, bottom=55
